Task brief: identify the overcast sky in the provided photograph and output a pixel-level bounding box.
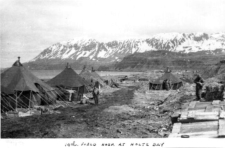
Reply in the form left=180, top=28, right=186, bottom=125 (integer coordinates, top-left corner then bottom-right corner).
left=1, top=0, right=225, bottom=68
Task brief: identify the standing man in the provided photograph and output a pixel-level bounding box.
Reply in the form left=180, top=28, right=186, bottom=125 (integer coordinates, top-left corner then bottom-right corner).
left=194, top=74, right=204, bottom=101
left=92, top=85, right=99, bottom=105
left=92, top=81, right=100, bottom=105
left=164, top=79, right=170, bottom=91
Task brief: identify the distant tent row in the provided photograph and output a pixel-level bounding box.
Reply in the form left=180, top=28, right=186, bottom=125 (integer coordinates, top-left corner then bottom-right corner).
left=1, top=57, right=58, bottom=112
left=149, top=67, right=183, bottom=90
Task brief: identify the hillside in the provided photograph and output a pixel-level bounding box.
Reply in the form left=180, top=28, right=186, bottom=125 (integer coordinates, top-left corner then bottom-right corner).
left=203, top=60, right=225, bottom=79
left=101, top=50, right=225, bottom=71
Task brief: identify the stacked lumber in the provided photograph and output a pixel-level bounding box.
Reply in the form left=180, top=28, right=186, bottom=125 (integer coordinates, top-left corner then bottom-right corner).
left=169, top=121, right=221, bottom=138
left=169, top=100, right=225, bottom=138
left=172, top=101, right=225, bottom=123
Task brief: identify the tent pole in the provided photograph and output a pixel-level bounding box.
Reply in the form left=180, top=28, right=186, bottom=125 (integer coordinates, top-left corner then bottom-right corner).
left=78, top=87, right=80, bottom=101
left=16, top=93, right=34, bottom=109
left=54, top=87, right=70, bottom=106
left=15, top=91, right=25, bottom=108
left=69, top=88, right=72, bottom=102
left=15, top=91, right=17, bottom=112
left=1, top=96, right=14, bottom=111
left=9, top=94, right=27, bottom=109
left=49, top=87, right=70, bottom=106
left=29, top=91, right=31, bottom=112
left=36, top=93, right=50, bottom=106
left=54, top=90, right=70, bottom=106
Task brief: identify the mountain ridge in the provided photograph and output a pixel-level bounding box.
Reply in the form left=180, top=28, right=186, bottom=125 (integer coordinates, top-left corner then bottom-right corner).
left=27, top=32, right=225, bottom=70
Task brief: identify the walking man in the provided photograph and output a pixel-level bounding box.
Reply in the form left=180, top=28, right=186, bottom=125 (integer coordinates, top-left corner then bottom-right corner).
left=194, top=74, right=204, bottom=101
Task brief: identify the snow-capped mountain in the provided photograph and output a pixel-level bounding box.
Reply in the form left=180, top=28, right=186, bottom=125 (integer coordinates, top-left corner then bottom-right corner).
left=29, top=32, right=225, bottom=69
left=31, top=32, right=225, bottom=63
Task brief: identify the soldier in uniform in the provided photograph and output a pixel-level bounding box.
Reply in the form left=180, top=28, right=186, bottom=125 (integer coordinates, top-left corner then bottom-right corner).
left=164, top=79, right=170, bottom=91
left=92, top=81, right=100, bottom=105
left=194, top=74, right=204, bottom=101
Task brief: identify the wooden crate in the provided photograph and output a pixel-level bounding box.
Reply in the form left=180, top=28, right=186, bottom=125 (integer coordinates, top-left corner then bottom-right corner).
left=169, top=119, right=225, bottom=138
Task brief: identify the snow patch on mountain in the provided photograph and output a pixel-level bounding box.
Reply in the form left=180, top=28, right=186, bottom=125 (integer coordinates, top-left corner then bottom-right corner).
left=62, top=48, right=76, bottom=59
left=137, top=41, right=153, bottom=53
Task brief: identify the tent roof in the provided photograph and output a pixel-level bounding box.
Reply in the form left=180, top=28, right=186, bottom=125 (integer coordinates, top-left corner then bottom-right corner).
left=151, top=71, right=182, bottom=84
left=80, top=66, right=104, bottom=84
left=80, top=67, right=94, bottom=79
left=47, top=65, right=88, bottom=87
left=91, top=69, right=104, bottom=80
left=1, top=59, right=54, bottom=94
left=1, top=86, right=12, bottom=94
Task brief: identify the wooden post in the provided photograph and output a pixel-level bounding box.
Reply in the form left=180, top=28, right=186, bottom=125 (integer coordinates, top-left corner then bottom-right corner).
left=218, top=119, right=225, bottom=137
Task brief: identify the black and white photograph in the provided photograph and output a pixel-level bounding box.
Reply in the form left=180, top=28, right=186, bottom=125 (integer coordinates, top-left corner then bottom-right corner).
left=1, top=0, right=225, bottom=147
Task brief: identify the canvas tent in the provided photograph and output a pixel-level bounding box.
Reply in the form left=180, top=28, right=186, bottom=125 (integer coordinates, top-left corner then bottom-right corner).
left=149, top=67, right=183, bottom=90
left=1, top=57, right=57, bottom=112
left=79, top=66, right=104, bottom=86
left=47, top=64, right=89, bottom=101
left=91, top=67, right=104, bottom=81
left=47, top=63, right=89, bottom=88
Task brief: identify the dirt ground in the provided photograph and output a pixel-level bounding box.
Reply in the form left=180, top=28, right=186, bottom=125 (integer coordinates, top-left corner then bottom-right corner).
left=1, top=82, right=194, bottom=138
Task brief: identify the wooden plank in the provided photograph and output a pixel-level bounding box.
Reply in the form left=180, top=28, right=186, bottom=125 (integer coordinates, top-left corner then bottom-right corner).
left=220, top=111, right=225, bottom=119
left=171, top=123, right=181, bottom=134
left=212, top=107, right=221, bottom=112
left=188, top=108, right=205, bottom=113
left=187, top=111, right=195, bottom=119
left=180, top=121, right=218, bottom=133
left=179, top=115, right=219, bottom=123
left=180, top=108, right=188, bottom=119
left=179, top=112, right=220, bottom=122
left=212, top=100, right=221, bottom=105
left=189, top=101, right=197, bottom=109
left=178, top=131, right=218, bottom=138
left=194, top=112, right=219, bottom=116
left=189, top=107, right=205, bottom=111
left=181, top=121, right=218, bottom=127
left=205, top=106, right=213, bottom=112
left=195, top=102, right=212, bottom=108
left=218, top=119, right=225, bottom=138
left=194, top=115, right=219, bottom=121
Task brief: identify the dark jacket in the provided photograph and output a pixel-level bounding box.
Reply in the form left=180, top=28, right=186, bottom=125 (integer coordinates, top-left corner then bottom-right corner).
left=194, top=76, right=204, bottom=90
